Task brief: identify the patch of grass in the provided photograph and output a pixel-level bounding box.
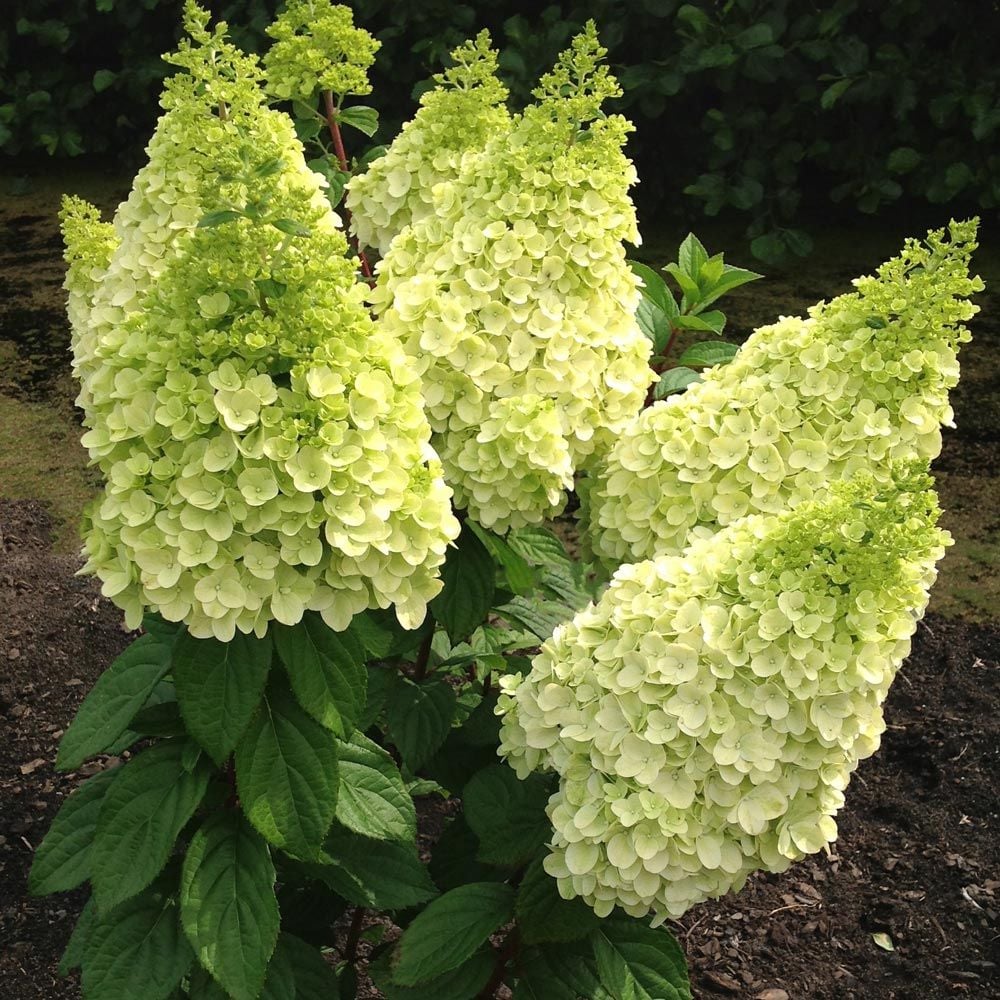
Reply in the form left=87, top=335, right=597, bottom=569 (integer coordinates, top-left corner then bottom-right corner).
left=0, top=392, right=98, bottom=553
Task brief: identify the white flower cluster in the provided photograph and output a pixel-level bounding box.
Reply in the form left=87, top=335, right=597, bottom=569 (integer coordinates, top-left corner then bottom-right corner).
left=345, top=31, right=510, bottom=256
left=370, top=23, right=653, bottom=531
left=62, top=2, right=458, bottom=641
left=586, top=220, right=981, bottom=566
left=498, top=465, right=949, bottom=922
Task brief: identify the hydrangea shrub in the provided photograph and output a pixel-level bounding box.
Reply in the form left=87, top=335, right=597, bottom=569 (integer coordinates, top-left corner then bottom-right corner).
left=31, top=2, right=981, bottom=999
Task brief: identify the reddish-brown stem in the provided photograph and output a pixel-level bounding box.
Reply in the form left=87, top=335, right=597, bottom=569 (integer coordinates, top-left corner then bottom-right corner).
left=412, top=624, right=435, bottom=683
left=644, top=322, right=683, bottom=406
left=321, top=90, right=375, bottom=285
left=344, top=906, right=366, bottom=964
left=477, top=927, right=520, bottom=999
left=224, top=758, right=239, bottom=808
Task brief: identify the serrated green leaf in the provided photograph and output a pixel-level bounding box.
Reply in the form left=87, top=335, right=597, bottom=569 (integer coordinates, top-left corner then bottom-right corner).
left=59, top=895, right=97, bottom=976
left=130, top=700, right=185, bottom=738
left=467, top=520, right=536, bottom=595
left=356, top=144, right=388, bottom=169
left=463, top=766, right=553, bottom=867
left=664, top=262, right=701, bottom=307
left=695, top=264, right=762, bottom=309
left=589, top=919, right=692, bottom=1000
left=428, top=815, right=497, bottom=891
left=386, top=677, right=456, bottom=772
left=260, top=935, right=296, bottom=1000
left=392, top=882, right=515, bottom=986
left=430, top=523, right=496, bottom=642
left=187, top=965, right=231, bottom=999
left=672, top=311, right=723, bottom=334
left=82, top=883, right=193, bottom=1000
left=57, top=634, right=171, bottom=771
left=255, top=277, right=287, bottom=299
left=271, top=217, right=311, bottom=237
left=254, top=156, right=284, bottom=178
left=29, top=768, right=117, bottom=895
left=90, top=742, right=212, bottom=912
left=279, top=933, right=341, bottom=998
left=654, top=367, right=701, bottom=400
left=180, top=812, right=279, bottom=1000
left=629, top=261, right=678, bottom=354
left=273, top=612, right=366, bottom=739
left=496, top=596, right=574, bottom=641
left=371, top=947, right=493, bottom=999
left=538, top=561, right=592, bottom=609
left=335, top=732, right=415, bottom=842
left=676, top=340, right=739, bottom=368
left=506, top=525, right=572, bottom=568
left=513, top=942, right=608, bottom=1000
left=516, top=857, right=601, bottom=945
left=235, top=681, right=339, bottom=858
left=173, top=630, right=273, bottom=764
left=197, top=209, right=243, bottom=228
left=357, top=664, right=397, bottom=731
left=337, top=105, right=379, bottom=137
left=312, top=825, right=437, bottom=909
left=821, top=77, right=853, bottom=109
left=677, top=232, right=709, bottom=278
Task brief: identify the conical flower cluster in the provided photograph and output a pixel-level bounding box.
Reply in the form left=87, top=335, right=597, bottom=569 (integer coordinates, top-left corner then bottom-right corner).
left=370, top=23, right=653, bottom=531
left=586, top=221, right=980, bottom=566
left=498, top=464, right=949, bottom=922
left=345, top=31, right=510, bottom=256
left=62, top=2, right=458, bottom=641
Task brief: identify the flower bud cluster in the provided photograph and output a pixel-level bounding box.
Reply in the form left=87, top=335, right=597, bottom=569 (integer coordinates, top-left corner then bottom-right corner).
left=587, top=221, right=980, bottom=566
left=345, top=32, right=510, bottom=256
left=264, top=0, right=380, bottom=104
left=498, top=464, right=948, bottom=922
left=62, top=3, right=458, bottom=640
left=370, top=23, right=653, bottom=531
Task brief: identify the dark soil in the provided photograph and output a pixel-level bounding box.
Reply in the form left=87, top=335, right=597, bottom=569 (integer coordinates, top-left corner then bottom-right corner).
left=1, top=170, right=998, bottom=999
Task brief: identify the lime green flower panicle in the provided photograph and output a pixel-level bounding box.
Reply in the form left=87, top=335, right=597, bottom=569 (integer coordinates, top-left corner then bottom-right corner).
left=70, top=3, right=459, bottom=641
left=264, top=0, right=380, bottom=103
left=370, top=25, right=652, bottom=532
left=587, top=220, right=982, bottom=567
left=346, top=31, right=510, bottom=256
left=498, top=462, right=949, bottom=924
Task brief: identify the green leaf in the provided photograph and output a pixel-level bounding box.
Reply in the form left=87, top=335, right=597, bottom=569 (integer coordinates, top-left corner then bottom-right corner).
left=466, top=520, right=536, bottom=595
left=260, top=937, right=296, bottom=1000
left=888, top=146, right=921, bottom=174
left=677, top=232, right=709, bottom=278
left=82, top=883, right=193, bottom=1000
left=173, top=630, right=273, bottom=765
left=197, top=209, right=244, bottom=228
left=59, top=896, right=97, bottom=975
left=672, top=311, right=724, bottom=334
left=514, top=942, right=607, bottom=1000
left=187, top=965, right=231, bottom=999
left=515, top=857, right=601, bottom=945
left=654, top=367, right=701, bottom=400
left=29, top=768, right=117, bottom=895
left=335, top=732, right=415, bottom=842
left=89, top=742, right=212, bottom=911
left=273, top=612, right=367, bottom=739
left=821, top=77, right=853, bottom=109
left=497, top=596, right=574, bottom=641
left=255, top=277, right=287, bottom=299
left=313, top=825, right=437, bottom=909
left=506, top=526, right=572, bottom=568
left=92, top=69, right=116, bottom=92
left=372, top=948, right=493, bottom=999
left=430, top=523, right=496, bottom=642
left=629, top=261, right=678, bottom=354
left=271, top=218, right=312, bottom=237
left=463, top=766, right=552, bottom=867
left=278, top=933, right=341, bottom=999
left=57, top=634, right=171, bottom=771
left=254, top=156, right=284, bottom=178
left=663, top=262, right=701, bottom=307
left=695, top=264, right=763, bottom=310
left=337, top=105, right=379, bottom=137
left=589, top=919, right=692, bottom=1000
left=356, top=144, right=388, bottom=169
left=357, top=664, right=397, bottom=731
left=391, top=882, right=515, bottom=986
left=236, top=681, right=340, bottom=858
left=130, top=699, right=186, bottom=738
left=676, top=340, right=739, bottom=368
left=180, top=812, right=279, bottom=1000
left=428, top=815, right=498, bottom=891
left=386, top=677, right=456, bottom=772
left=538, top=561, right=592, bottom=609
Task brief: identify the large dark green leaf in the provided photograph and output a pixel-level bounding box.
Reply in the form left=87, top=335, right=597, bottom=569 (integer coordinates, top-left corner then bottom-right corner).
left=386, top=677, right=456, bottom=772
left=173, top=630, right=273, bottom=764
left=372, top=947, right=493, bottom=999
left=629, top=261, right=678, bottom=354
left=591, top=919, right=692, bottom=1000
left=180, top=812, right=280, bottom=1000
left=335, top=732, right=415, bottom=842
left=463, top=766, right=553, bottom=867
left=513, top=942, right=608, bottom=1000
left=278, top=933, right=341, bottom=999
left=391, top=882, right=515, bottom=986
left=235, top=681, right=339, bottom=859
left=90, top=742, right=213, bottom=911
left=29, top=768, right=117, bottom=895
left=59, top=896, right=97, bottom=975
left=466, top=520, right=536, bottom=595
left=273, top=612, right=367, bottom=738
left=515, top=857, right=601, bottom=945
left=430, top=524, right=496, bottom=642
left=56, top=634, right=171, bottom=771
left=82, top=883, right=193, bottom=1000
left=496, top=596, right=574, bottom=641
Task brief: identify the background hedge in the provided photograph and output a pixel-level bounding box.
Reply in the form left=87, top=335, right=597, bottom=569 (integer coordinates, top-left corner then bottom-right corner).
left=3, top=0, right=996, bottom=259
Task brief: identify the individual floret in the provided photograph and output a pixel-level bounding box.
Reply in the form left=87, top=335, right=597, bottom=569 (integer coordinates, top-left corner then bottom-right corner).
left=66, top=3, right=459, bottom=641
left=371, top=23, right=653, bottom=531
left=264, top=0, right=380, bottom=104
left=498, top=463, right=949, bottom=922
left=345, top=32, right=509, bottom=257
left=586, top=220, right=981, bottom=566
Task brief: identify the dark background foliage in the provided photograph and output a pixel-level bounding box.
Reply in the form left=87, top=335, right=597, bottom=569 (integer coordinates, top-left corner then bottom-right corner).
left=3, top=0, right=996, bottom=259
